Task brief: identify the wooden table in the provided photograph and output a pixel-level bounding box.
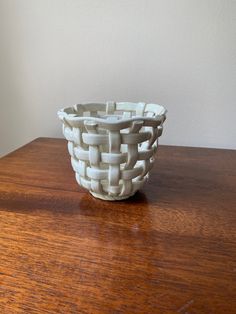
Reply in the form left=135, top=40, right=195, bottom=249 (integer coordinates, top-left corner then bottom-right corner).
left=0, top=138, right=235, bottom=314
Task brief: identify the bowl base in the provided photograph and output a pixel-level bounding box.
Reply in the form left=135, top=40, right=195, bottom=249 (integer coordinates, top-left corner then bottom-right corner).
left=90, top=191, right=135, bottom=201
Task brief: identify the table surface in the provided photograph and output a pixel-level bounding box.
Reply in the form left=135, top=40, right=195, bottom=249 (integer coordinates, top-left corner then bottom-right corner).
left=0, top=138, right=235, bottom=314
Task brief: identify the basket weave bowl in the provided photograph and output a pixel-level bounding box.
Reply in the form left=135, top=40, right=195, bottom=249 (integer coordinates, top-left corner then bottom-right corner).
left=58, top=101, right=167, bottom=201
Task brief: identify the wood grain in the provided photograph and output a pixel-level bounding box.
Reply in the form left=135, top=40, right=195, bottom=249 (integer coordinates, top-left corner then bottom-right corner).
left=0, top=137, right=235, bottom=314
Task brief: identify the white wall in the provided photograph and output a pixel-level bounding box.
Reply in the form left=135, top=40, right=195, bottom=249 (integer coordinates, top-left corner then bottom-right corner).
left=0, top=0, right=235, bottom=156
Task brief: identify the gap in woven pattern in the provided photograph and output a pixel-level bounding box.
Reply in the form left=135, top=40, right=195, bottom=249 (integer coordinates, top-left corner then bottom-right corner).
left=99, top=163, right=109, bottom=170
left=120, top=144, right=127, bottom=154
left=83, top=111, right=90, bottom=117
left=97, top=110, right=105, bottom=117
left=114, top=110, right=138, bottom=119
left=97, top=127, right=107, bottom=135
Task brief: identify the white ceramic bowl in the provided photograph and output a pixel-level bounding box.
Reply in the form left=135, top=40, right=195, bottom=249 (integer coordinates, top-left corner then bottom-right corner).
left=58, top=101, right=167, bottom=201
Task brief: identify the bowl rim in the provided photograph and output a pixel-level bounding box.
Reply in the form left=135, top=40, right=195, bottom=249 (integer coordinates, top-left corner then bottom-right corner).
left=57, top=102, right=167, bottom=126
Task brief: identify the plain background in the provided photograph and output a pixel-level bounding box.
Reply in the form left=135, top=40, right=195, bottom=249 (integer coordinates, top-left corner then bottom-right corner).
left=0, top=0, right=235, bottom=157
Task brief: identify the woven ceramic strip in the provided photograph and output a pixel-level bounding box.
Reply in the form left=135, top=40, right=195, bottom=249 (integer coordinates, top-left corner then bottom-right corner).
left=58, top=101, right=167, bottom=201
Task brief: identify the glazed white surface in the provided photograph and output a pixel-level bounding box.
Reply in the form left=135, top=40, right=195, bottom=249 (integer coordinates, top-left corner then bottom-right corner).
left=58, top=102, right=166, bottom=200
